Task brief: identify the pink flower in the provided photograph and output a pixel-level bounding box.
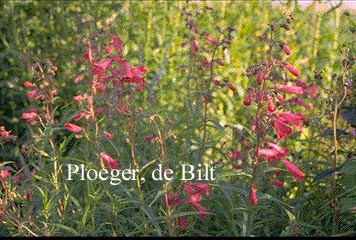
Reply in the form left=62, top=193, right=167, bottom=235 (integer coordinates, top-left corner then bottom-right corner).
left=217, top=59, right=224, bottom=66
left=277, top=112, right=306, bottom=131
left=276, top=84, right=303, bottom=95
left=183, top=183, right=196, bottom=195
left=27, top=89, right=39, bottom=100
left=145, top=134, right=156, bottom=141
left=243, top=89, right=254, bottom=106
left=284, top=62, right=300, bottom=77
left=103, top=131, right=114, bottom=139
left=167, top=192, right=182, bottom=207
left=110, top=34, right=124, bottom=54
left=226, top=82, right=236, bottom=91
left=281, top=158, right=304, bottom=182
left=269, top=179, right=284, bottom=187
left=205, top=34, right=217, bottom=45
left=105, top=44, right=115, bottom=55
left=94, top=106, right=106, bottom=115
left=64, top=123, right=82, bottom=133
left=0, top=169, right=11, bottom=179
left=257, top=70, right=263, bottom=85
left=21, top=111, right=37, bottom=120
left=267, top=95, right=276, bottom=113
left=274, top=118, right=293, bottom=140
left=229, top=148, right=241, bottom=161
left=0, top=126, right=9, bottom=138
left=23, top=81, right=36, bottom=88
left=304, top=85, right=318, bottom=97
left=258, top=142, right=288, bottom=161
left=249, top=184, right=258, bottom=205
left=189, top=182, right=210, bottom=197
left=212, top=79, right=221, bottom=86
left=100, top=152, right=119, bottom=170
left=190, top=37, right=199, bottom=57
left=73, top=95, right=85, bottom=102
left=73, top=111, right=88, bottom=121
left=276, top=93, right=284, bottom=103
left=280, top=43, right=291, bottom=55
left=93, top=58, right=113, bottom=76
left=186, top=192, right=202, bottom=205
left=177, top=217, right=188, bottom=230
left=192, top=203, right=209, bottom=220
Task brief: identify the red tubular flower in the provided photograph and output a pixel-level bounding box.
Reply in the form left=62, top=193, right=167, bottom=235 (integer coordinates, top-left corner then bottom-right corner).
left=183, top=183, right=196, bottom=195
left=100, top=152, right=119, bottom=170
left=304, top=85, right=318, bottom=97
left=280, top=42, right=291, bottom=55
left=192, top=203, right=209, bottom=220
left=167, top=192, right=182, bottom=207
left=21, top=111, right=37, bottom=120
left=243, top=89, right=254, bottom=106
left=120, top=61, right=133, bottom=79
left=217, top=59, right=224, bottom=66
left=105, top=44, right=114, bottom=55
left=276, top=84, right=303, bottom=94
left=190, top=37, right=199, bottom=57
left=94, top=106, right=106, bottom=115
left=27, top=89, right=39, bottom=100
left=257, top=70, right=263, bottom=85
left=145, top=134, right=156, bottom=141
left=64, top=123, right=82, bottom=133
left=212, top=79, right=221, bottom=86
left=73, top=111, right=88, bottom=122
left=281, top=158, right=304, bottom=182
left=0, top=169, right=11, bottom=179
left=177, top=217, right=188, bottom=230
left=258, top=143, right=288, bottom=161
left=110, top=34, right=124, bottom=53
left=186, top=192, right=202, bottom=205
left=0, top=127, right=9, bottom=138
left=277, top=112, right=306, bottom=131
left=267, top=142, right=289, bottom=155
left=23, top=81, right=36, bottom=88
left=189, top=182, right=210, bottom=197
left=267, top=95, right=276, bottom=113
left=73, top=95, right=85, bottom=102
left=274, top=118, right=293, bottom=140
left=276, top=93, right=284, bottom=103
left=93, top=58, right=113, bottom=76
left=226, top=82, right=236, bottom=91
left=269, top=178, right=284, bottom=188
left=249, top=184, right=258, bottom=205
left=283, top=62, right=300, bottom=77
left=205, top=34, right=217, bottom=45
left=229, top=148, right=241, bottom=161
left=103, top=131, right=114, bottom=139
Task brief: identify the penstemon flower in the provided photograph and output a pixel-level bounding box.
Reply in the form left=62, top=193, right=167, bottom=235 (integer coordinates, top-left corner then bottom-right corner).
left=242, top=16, right=313, bottom=204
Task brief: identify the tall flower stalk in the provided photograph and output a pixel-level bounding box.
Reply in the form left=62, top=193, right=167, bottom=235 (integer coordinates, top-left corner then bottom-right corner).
left=243, top=16, right=317, bottom=206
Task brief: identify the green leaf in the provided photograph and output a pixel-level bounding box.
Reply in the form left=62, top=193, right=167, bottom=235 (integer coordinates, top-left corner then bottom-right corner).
left=48, top=223, right=79, bottom=236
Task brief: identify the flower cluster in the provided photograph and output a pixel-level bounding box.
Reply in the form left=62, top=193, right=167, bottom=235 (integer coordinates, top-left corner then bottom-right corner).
left=243, top=16, right=317, bottom=205
left=64, top=34, right=147, bottom=168
left=167, top=182, right=210, bottom=230
left=21, top=60, right=58, bottom=127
